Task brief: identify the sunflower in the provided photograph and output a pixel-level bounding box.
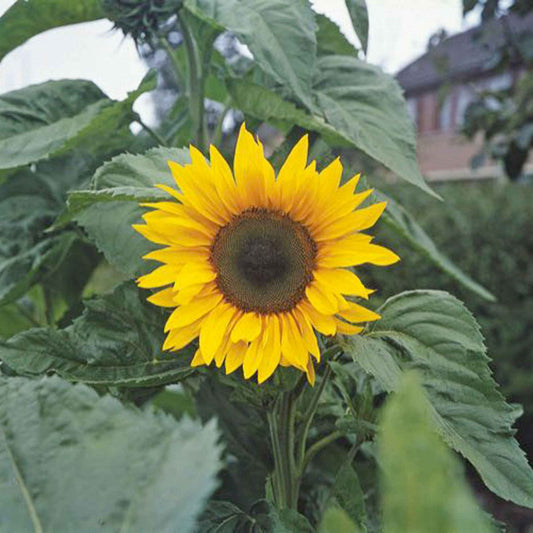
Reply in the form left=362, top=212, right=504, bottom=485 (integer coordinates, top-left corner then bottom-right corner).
left=134, top=124, right=399, bottom=384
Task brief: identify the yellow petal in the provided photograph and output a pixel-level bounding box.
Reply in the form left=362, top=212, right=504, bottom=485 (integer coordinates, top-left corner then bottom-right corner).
left=315, top=202, right=387, bottom=242
left=305, top=281, right=338, bottom=315
left=313, top=268, right=370, bottom=299
left=163, top=317, right=203, bottom=351
left=276, top=135, right=309, bottom=210
left=298, top=300, right=337, bottom=336
left=335, top=319, right=364, bottom=335
left=199, top=303, right=237, bottom=364
left=143, top=247, right=210, bottom=265
left=147, top=287, right=177, bottom=307
left=231, top=312, right=263, bottom=343
left=225, top=342, right=247, bottom=374
left=257, top=315, right=282, bottom=383
left=243, top=335, right=263, bottom=379
left=292, top=308, right=320, bottom=361
left=174, top=282, right=212, bottom=305
left=338, top=301, right=381, bottom=324
left=137, top=265, right=179, bottom=289
left=305, top=358, right=316, bottom=386
left=173, top=262, right=216, bottom=290
left=132, top=224, right=171, bottom=246
left=209, top=144, right=241, bottom=214
left=191, top=348, right=206, bottom=367
left=280, top=313, right=308, bottom=369
left=234, top=124, right=269, bottom=207
left=165, top=292, right=223, bottom=331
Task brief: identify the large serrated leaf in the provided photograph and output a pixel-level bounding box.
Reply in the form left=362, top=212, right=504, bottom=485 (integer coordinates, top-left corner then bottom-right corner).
left=341, top=290, right=533, bottom=508
left=0, top=375, right=221, bottom=532
left=316, top=14, right=358, bottom=57
left=184, top=0, right=317, bottom=111
left=0, top=80, right=109, bottom=170
left=0, top=282, right=195, bottom=386
left=313, top=55, right=437, bottom=197
left=67, top=146, right=190, bottom=275
left=0, top=74, right=154, bottom=171
left=379, top=373, right=493, bottom=532
left=0, top=0, right=104, bottom=62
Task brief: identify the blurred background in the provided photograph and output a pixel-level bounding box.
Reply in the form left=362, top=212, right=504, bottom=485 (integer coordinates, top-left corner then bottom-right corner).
left=1, top=0, right=532, bottom=529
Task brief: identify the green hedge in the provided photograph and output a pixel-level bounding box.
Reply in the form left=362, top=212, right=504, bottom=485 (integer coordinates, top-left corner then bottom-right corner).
left=366, top=181, right=533, bottom=455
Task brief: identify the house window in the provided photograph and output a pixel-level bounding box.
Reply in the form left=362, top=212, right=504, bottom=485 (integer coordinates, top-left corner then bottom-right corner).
left=439, top=94, right=452, bottom=132
left=406, top=97, right=418, bottom=128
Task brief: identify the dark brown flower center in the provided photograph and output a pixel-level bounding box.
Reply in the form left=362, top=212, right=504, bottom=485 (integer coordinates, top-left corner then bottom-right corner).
left=210, top=208, right=317, bottom=313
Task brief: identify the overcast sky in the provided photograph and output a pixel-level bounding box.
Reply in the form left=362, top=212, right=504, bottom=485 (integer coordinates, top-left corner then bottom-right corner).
left=0, top=0, right=478, bottom=101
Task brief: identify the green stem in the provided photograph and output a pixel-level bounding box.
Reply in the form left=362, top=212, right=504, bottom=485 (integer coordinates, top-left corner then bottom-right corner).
left=301, top=431, right=344, bottom=473
left=43, top=288, right=54, bottom=327
left=211, top=98, right=231, bottom=146
left=297, top=363, right=333, bottom=468
left=267, top=409, right=286, bottom=506
left=160, top=37, right=184, bottom=87
left=135, top=117, right=168, bottom=147
left=178, top=17, right=206, bottom=150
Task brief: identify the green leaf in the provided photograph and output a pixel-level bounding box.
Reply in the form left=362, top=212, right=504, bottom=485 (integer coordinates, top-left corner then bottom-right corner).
left=341, top=290, right=533, bottom=509
left=318, top=507, right=361, bottom=533
left=0, top=80, right=109, bottom=170
left=68, top=147, right=190, bottom=276
left=0, top=303, right=36, bottom=340
left=313, top=55, right=437, bottom=197
left=184, top=0, right=317, bottom=111
left=0, top=154, right=97, bottom=306
left=376, top=189, right=496, bottom=301
left=328, top=463, right=367, bottom=530
left=0, top=0, right=104, bottom=62
left=197, top=501, right=252, bottom=532
left=316, top=14, right=358, bottom=57
left=269, top=507, right=314, bottom=533
left=0, top=74, right=154, bottom=171
left=346, top=0, right=369, bottom=55
left=0, top=375, right=222, bottom=532
left=0, top=282, right=196, bottom=387
left=379, top=373, right=494, bottom=533
left=223, top=77, right=348, bottom=147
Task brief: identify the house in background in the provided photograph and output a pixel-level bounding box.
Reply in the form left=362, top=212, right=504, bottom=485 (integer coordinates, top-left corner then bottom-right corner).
left=396, top=12, right=533, bottom=181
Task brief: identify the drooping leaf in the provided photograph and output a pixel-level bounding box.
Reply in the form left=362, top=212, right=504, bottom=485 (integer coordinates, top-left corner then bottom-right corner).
left=376, top=189, right=496, bottom=301
left=0, top=282, right=196, bottom=387
left=0, top=73, right=154, bottom=171
left=67, top=147, right=190, bottom=276
left=346, top=0, right=369, bottom=55
left=184, top=0, right=317, bottom=111
left=0, top=0, right=104, bottom=62
left=341, top=290, right=533, bottom=509
left=316, top=14, right=358, bottom=57
left=0, top=80, right=109, bottom=170
left=268, top=507, right=314, bottom=533
left=0, top=153, right=98, bottom=306
left=313, top=55, right=437, bottom=197
left=379, top=373, right=494, bottom=533
left=318, top=507, right=361, bottom=533
left=0, top=375, right=222, bottom=532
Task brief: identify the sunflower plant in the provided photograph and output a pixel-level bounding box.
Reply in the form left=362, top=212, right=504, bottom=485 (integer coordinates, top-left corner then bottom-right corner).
left=0, top=1, right=532, bottom=532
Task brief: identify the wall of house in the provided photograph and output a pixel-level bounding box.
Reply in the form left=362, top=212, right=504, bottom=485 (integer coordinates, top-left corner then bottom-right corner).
left=404, top=70, right=529, bottom=181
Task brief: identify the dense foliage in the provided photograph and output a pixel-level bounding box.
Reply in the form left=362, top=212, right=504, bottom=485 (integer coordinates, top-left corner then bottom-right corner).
left=0, top=1, right=532, bottom=532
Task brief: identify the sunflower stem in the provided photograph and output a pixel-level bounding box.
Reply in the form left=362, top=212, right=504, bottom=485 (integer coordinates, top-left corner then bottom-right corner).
left=177, top=15, right=204, bottom=150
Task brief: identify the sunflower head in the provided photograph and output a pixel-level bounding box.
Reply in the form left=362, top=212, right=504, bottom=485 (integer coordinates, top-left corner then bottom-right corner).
left=134, top=125, right=399, bottom=385
left=103, top=0, right=182, bottom=43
